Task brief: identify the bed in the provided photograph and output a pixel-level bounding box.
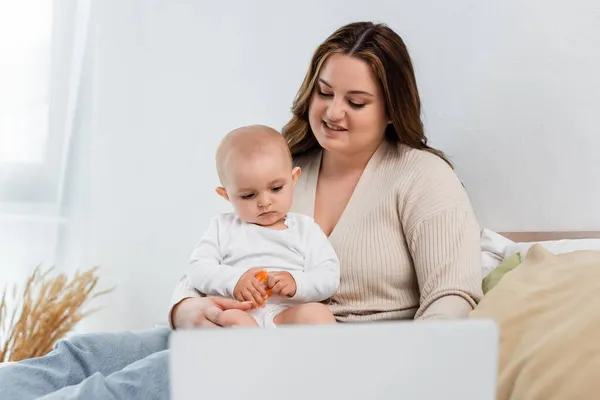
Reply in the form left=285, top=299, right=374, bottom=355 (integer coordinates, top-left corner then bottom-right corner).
left=472, top=229, right=600, bottom=400
left=499, top=231, right=600, bottom=242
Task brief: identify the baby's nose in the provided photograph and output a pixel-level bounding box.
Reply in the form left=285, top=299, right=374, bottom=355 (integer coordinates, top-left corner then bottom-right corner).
left=257, top=193, right=272, bottom=207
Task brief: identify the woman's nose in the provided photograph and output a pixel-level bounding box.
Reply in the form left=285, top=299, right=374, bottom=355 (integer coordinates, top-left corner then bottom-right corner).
left=326, top=97, right=345, bottom=121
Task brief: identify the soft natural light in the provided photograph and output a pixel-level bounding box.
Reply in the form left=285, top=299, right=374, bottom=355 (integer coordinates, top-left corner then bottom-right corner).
left=0, top=1, right=53, bottom=163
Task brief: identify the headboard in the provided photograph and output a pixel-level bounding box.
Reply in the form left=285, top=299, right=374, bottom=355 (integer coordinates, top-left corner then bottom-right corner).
left=499, top=231, right=600, bottom=242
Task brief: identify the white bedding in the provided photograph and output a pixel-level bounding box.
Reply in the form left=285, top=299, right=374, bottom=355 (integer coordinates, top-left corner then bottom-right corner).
left=480, top=228, right=600, bottom=278
left=480, top=229, right=514, bottom=277
left=503, top=238, right=600, bottom=259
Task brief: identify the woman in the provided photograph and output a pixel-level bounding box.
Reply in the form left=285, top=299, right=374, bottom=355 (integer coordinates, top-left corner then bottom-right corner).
left=0, top=21, right=482, bottom=400
left=173, top=21, right=482, bottom=325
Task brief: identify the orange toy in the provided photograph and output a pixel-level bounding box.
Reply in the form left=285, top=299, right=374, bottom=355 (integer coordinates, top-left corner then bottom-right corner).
left=255, top=270, right=272, bottom=300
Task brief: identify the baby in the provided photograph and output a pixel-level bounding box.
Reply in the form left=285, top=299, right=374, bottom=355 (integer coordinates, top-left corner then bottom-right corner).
left=185, top=125, right=340, bottom=328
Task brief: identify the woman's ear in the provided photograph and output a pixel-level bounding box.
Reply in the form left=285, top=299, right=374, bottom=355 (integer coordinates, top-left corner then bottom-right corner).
left=291, top=167, right=301, bottom=185
left=215, top=186, right=230, bottom=201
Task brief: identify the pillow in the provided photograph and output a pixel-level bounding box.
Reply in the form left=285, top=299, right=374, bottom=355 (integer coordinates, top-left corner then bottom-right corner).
left=480, top=228, right=515, bottom=277
left=481, top=252, right=521, bottom=294
left=503, top=238, right=600, bottom=260
left=470, top=245, right=600, bottom=399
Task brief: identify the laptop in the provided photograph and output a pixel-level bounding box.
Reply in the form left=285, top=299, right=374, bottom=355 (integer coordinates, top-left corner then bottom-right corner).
left=170, top=319, right=498, bottom=400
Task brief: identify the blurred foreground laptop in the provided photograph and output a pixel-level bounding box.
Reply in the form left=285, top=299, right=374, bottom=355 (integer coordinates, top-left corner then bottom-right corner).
left=170, top=319, right=498, bottom=400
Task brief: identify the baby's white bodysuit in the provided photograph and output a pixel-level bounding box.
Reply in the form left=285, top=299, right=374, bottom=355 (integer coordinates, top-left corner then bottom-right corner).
left=185, top=212, right=340, bottom=326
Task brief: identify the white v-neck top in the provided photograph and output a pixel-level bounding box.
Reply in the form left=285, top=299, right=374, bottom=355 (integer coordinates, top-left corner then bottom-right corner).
left=170, top=140, right=483, bottom=324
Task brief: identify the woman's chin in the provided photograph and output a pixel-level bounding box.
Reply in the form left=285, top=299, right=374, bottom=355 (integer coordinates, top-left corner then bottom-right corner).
left=315, top=132, right=349, bottom=151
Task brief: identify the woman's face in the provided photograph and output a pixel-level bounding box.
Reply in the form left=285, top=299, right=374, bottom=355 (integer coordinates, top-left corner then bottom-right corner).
left=308, top=53, right=389, bottom=157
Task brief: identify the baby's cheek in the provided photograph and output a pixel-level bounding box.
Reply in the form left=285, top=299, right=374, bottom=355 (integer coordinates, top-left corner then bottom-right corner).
left=232, top=202, right=255, bottom=222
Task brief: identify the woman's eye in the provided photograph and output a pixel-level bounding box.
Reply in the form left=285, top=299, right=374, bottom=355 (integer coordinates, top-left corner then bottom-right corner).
left=318, top=87, right=365, bottom=108
left=272, top=186, right=283, bottom=192
left=349, top=100, right=366, bottom=109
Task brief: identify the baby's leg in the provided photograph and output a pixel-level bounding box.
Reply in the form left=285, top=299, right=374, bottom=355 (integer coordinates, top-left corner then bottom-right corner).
left=219, top=309, right=259, bottom=327
left=273, top=303, right=336, bottom=325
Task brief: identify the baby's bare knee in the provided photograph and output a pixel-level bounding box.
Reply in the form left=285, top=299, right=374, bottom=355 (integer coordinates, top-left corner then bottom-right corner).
left=301, top=303, right=333, bottom=316
left=285, top=303, right=336, bottom=324
left=220, top=309, right=258, bottom=327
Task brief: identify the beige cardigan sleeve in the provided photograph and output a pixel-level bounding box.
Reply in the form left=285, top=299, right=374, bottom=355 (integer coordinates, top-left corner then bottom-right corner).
left=407, top=208, right=483, bottom=319
left=168, top=276, right=203, bottom=328
left=401, top=154, right=483, bottom=320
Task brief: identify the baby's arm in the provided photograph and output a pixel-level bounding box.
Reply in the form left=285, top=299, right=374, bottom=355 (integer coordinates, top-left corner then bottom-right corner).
left=185, top=217, right=245, bottom=298
left=288, top=221, right=340, bottom=303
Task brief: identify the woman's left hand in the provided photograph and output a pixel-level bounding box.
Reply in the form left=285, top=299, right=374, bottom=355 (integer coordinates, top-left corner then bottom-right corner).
left=172, top=297, right=253, bottom=329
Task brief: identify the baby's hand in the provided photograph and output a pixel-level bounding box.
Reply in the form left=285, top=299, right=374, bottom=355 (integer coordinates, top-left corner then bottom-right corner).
left=233, top=268, right=268, bottom=308
left=267, top=272, right=297, bottom=298
left=255, top=270, right=272, bottom=299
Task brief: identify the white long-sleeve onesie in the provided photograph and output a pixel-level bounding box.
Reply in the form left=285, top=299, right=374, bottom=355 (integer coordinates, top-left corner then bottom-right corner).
left=185, top=212, right=340, bottom=306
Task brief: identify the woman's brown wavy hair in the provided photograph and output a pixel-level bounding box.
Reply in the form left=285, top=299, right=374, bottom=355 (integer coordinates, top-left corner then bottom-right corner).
left=282, top=21, right=451, bottom=166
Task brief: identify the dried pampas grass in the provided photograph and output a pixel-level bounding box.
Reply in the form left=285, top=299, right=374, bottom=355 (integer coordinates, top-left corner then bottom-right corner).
left=0, top=266, right=112, bottom=362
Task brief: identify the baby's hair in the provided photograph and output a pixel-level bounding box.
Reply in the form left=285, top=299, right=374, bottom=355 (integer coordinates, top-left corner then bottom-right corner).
left=215, top=125, right=292, bottom=186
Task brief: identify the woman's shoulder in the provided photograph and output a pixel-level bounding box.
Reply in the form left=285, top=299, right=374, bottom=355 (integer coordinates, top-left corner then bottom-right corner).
left=393, top=142, right=452, bottom=168
left=386, top=142, right=460, bottom=188
left=393, top=144, right=470, bottom=209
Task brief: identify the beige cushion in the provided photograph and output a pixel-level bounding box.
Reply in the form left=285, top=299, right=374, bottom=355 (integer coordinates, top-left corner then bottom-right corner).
left=470, top=244, right=600, bottom=400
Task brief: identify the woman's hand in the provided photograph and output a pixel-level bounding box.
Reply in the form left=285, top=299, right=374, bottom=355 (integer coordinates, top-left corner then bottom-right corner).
left=172, top=297, right=253, bottom=329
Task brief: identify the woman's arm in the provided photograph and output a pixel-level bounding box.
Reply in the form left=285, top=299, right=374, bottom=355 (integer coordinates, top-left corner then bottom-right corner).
left=401, top=153, right=483, bottom=320
left=418, top=295, right=474, bottom=320
left=406, top=208, right=482, bottom=319
left=169, top=276, right=203, bottom=328
left=169, top=277, right=252, bottom=329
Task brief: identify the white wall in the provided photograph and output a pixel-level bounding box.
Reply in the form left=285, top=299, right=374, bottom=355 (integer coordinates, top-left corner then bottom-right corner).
left=56, top=0, right=600, bottom=332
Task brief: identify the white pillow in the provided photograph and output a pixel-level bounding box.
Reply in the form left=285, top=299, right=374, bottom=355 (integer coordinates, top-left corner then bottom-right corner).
left=504, top=239, right=600, bottom=260
left=480, top=229, right=515, bottom=277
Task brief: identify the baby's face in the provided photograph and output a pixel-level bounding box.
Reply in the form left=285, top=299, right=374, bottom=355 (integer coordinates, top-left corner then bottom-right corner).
left=222, top=152, right=300, bottom=227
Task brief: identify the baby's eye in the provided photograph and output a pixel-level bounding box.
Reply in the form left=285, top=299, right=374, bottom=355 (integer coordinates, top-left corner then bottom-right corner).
left=271, top=186, right=283, bottom=192
left=240, top=193, right=255, bottom=200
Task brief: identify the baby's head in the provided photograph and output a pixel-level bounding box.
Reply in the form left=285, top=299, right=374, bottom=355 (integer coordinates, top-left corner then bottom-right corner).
left=215, top=125, right=301, bottom=227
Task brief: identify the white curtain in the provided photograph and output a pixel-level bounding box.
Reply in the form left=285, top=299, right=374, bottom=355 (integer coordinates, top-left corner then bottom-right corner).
left=0, top=0, right=93, bottom=285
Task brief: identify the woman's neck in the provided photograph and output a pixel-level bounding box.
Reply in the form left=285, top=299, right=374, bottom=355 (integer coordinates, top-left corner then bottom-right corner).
left=320, top=141, right=383, bottom=177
